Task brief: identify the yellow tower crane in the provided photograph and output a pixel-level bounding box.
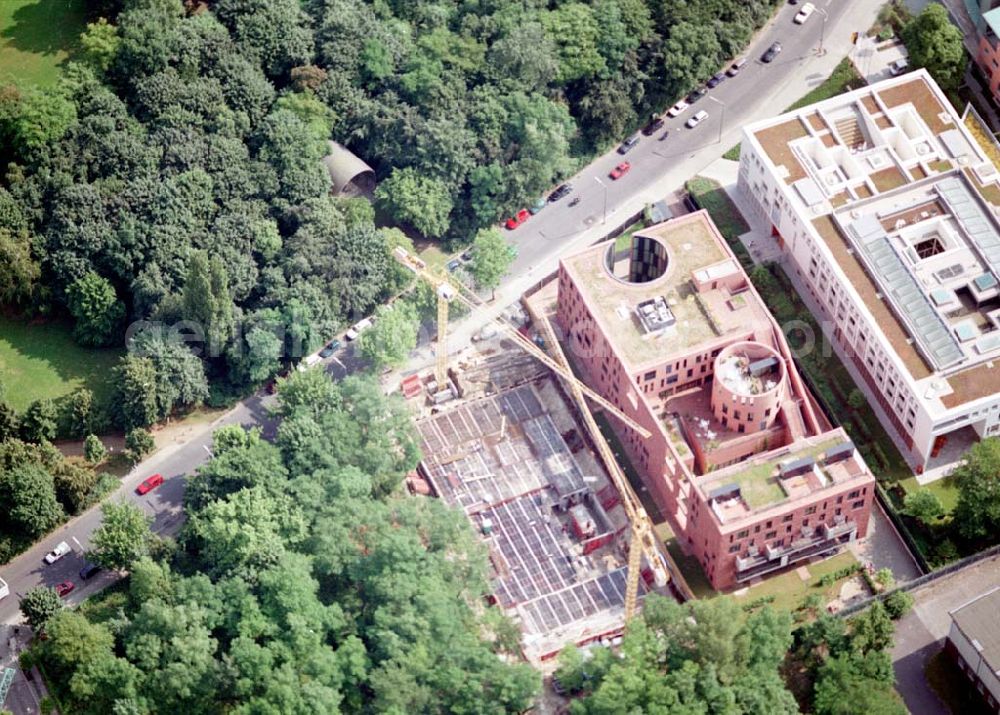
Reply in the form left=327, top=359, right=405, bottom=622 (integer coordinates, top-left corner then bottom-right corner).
left=392, top=247, right=692, bottom=619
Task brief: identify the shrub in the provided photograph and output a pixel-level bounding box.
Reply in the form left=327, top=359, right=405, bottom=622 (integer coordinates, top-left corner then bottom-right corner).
left=124, top=428, right=154, bottom=463
left=83, top=434, right=106, bottom=464
left=883, top=590, right=914, bottom=619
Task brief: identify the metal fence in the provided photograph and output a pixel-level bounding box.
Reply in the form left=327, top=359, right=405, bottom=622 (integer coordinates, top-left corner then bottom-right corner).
left=836, top=542, right=1000, bottom=619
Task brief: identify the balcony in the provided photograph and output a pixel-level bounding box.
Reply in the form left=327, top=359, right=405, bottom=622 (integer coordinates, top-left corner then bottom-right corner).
left=735, top=519, right=857, bottom=583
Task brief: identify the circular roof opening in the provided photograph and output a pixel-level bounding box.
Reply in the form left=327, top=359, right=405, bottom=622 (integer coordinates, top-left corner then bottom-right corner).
left=604, top=234, right=670, bottom=285
left=713, top=341, right=786, bottom=398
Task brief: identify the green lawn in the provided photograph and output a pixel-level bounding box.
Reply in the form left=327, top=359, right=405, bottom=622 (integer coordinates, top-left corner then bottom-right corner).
left=731, top=551, right=860, bottom=614
left=899, top=475, right=960, bottom=515
left=614, top=221, right=644, bottom=252
left=0, top=317, right=120, bottom=411
left=786, top=57, right=865, bottom=112
left=0, top=0, right=87, bottom=87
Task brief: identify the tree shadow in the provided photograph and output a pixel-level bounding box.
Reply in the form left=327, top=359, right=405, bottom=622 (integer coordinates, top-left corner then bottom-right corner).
left=1, top=0, right=86, bottom=62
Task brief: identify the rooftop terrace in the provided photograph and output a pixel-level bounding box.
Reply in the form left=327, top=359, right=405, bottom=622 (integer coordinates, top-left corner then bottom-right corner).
left=749, top=72, right=1000, bottom=399
left=561, top=212, right=773, bottom=369
left=697, top=434, right=862, bottom=520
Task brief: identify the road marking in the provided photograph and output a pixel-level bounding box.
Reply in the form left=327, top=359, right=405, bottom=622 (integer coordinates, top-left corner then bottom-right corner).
left=71, top=537, right=82, bottom=552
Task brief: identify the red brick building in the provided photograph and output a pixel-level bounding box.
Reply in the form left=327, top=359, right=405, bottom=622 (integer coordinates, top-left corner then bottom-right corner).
left=555, top=211, right=875, bottom=589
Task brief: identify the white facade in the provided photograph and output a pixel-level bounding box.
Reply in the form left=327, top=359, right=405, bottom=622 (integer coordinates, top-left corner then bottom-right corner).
left=738, top=71, right=1000, bottom=471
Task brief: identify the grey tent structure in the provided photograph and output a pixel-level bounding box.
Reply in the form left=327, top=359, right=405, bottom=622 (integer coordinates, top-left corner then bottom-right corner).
left=321, top=141, right=375, bottom=197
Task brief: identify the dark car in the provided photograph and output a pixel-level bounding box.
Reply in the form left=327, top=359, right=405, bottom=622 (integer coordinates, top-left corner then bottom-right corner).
left=461, top=248, right=474, bottom=261
left=617, top=135, right=640, bottom=155
left=761, top=42, right=782, bottom=63
left=447, top=258, right=462, bottom=273
left=686, top=87, right=708, bottom=104
left=706, top=72, right=726, bottom=89
left=548, top=183, right=573, bottom=202
left=79, top=562, right=101, bottom=581
left=319, top=342, right=337, bottom=358
left=641, top=115, right=666, bottom=136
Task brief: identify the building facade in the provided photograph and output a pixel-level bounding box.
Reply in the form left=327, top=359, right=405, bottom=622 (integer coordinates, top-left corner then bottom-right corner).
left=977, top=8, right=1000, bottom=104
left=946, top=586, right=1000, bottom=712
left=554, top=211, right=874, bottom=590
left=739, top=71, right=1000, bottom=474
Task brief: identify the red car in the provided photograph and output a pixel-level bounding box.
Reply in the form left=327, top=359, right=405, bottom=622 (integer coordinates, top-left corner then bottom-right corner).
left=504, top=209, right=530, bottom=230
left=609, top=162, right=631, bottom=180
left=55, top=581, right=75, bottom=598
left=136, top=473, right=164, bottom=495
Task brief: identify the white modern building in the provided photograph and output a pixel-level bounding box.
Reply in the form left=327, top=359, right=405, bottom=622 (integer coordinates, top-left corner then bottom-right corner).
left=739, top=70, right=1000, bottom=474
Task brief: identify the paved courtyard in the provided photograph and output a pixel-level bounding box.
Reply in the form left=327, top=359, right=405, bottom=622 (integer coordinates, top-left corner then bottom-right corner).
left=848, top=501, right=922, bottom=582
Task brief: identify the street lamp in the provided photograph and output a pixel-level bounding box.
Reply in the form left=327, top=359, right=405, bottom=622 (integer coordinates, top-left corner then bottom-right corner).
left=594, top=176, right=608, bottom=225
left=816, top=7, right=829, bottom=57
left=707, top=96, right=726, bottom=145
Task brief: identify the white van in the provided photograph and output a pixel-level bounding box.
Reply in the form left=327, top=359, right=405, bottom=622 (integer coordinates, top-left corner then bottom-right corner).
left=345, top=318, right=373, bottom=341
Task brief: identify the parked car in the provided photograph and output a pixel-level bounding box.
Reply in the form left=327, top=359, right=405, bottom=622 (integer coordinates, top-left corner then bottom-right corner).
left=79, top=562, right=101, bottom=581
left=659, top=129, right=671, bottom=142
left=319, top=342, right=337, bottom=358
left=889, top=58, right=909, bottom=76
left=44, top=542, right=71, bottom=565
left=528, top=198, right=547, bottom=215
left=641, top=115, right=665, bottom=136
left=504, top=208, right=530, bottom=230
left=726, top=59, right=748, bottom=77
left=617, top=135, right=640, bottom=155
left=55, top=581, right=75, bottom=598
left=686, top=87, right=708, bottom=104
left=609, top=162, right=631, bottom=180
left=686, top=110, right=709, bottom=129
left=446, top=258, right=462, bottom=273
left=460, top=248, right=474, bottom=261
left=136, top=473, right=164, bottom=495
left=794, top=2, right=815, bottom=23
left=761, top=42, right=782, bottom=63
left=706, top=72, right=726, bottom=89
left=345, top=318, right=373, bottom=341
left=667, top=100, right=689, bottom=117
left=548, top=183, right=573, bottom=202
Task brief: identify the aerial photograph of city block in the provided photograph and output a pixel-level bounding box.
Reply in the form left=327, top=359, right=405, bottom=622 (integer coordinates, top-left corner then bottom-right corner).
left=0, top=0, right=997, bottom=713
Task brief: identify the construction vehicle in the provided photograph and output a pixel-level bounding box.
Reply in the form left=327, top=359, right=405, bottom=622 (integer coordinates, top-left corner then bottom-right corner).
left=392, top=247, right=691, bottom=619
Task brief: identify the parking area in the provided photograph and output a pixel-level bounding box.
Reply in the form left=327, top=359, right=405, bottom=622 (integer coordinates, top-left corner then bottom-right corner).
left=852, top=36, right=909, bottom=85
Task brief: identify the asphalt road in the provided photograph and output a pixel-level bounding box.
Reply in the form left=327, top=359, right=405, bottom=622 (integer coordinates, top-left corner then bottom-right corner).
left=0, top=0, right=871, bottom=628
left=504, top=0, right=852, bottom=276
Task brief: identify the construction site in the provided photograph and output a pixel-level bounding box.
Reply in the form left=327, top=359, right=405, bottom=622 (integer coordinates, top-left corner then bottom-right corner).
left=393, top=247, right=677, bottom=667
left=414, top=373, right=640, bottom=664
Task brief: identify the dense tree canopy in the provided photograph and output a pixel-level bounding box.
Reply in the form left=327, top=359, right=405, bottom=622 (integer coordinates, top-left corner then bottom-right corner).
left=31, top=371, right=538, bottom=714
left=0, top=0, right=783, bottom=424
left=953, top=437, right=1000, bottom=540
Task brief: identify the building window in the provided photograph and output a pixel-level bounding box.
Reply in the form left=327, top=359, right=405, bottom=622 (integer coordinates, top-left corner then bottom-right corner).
left=805, top=506, right=816, bottom=515
left=852, top=500, right=865, bottom=510
left=737, top=529, right=749, bottom=538
left=644, top=370, right=656, bottom=381
left=848, top=490, right=860, bottom=499
left=729, top=545, right=740, bottom=553
left=783, top=514, right=793, bottom=522
left=765, top=531, right=776, bottom=539
left=722, top=404, right=729, bottom=414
